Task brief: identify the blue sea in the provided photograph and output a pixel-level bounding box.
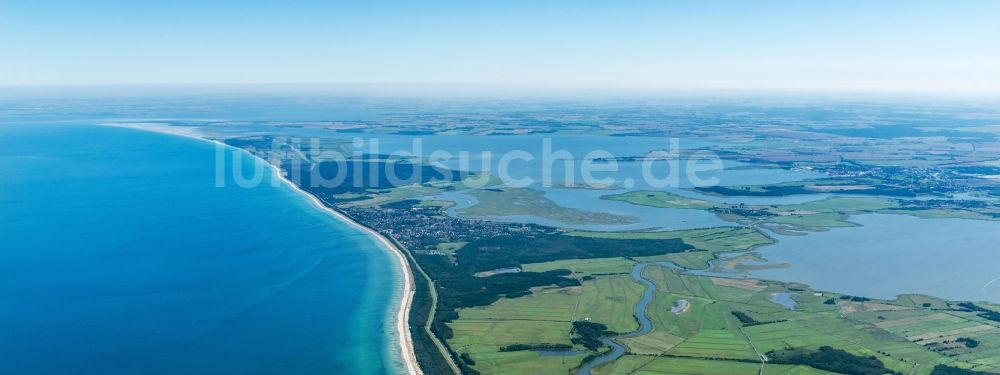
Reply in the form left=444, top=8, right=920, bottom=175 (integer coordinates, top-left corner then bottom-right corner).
left=0, top=123, right=403, bottom=374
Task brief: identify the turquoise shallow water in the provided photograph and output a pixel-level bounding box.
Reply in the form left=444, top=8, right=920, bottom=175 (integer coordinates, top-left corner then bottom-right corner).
left=0, top=124, right=402, bottom=374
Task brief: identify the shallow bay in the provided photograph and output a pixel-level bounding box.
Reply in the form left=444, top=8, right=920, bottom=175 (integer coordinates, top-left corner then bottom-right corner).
left=750, top=214, right=1000, bottom=303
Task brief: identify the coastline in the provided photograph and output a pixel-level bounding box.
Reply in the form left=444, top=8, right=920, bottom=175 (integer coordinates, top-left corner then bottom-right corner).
left=104, top=123, right=422, bottom=375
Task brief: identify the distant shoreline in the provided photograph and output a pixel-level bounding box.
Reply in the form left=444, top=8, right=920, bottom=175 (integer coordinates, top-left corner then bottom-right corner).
left=105, top=123, right=422, bottom=375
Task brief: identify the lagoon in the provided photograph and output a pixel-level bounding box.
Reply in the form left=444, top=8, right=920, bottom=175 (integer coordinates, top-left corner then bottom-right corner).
left=750, top=214, right=1000, bottom=303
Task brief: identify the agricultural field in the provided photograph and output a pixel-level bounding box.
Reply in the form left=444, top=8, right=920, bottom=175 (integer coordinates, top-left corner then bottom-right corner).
left=752, top=197, right=897, bottom=230
left=522, top=256, right=636, bottom=276
left=602, top=191, right=719, bottom=210
left=848, top=309, right=1000, bottom=372
left=785, top=196, right=897, bottom=213
left=593, top=355, right=835, bottom=375
left=448, top=258, right=1000, bottom=374
left=566, top=226, right=774, bottom=269
left=446, top=284, right=583, bottom=375
left=207, top=96, right=1000, bottom=375
left=617, top=330, right=685, bottom=355
left=446, top=262, right=646, bottom=374
left=576, top=275, right=646, bottom=332
left=603, top=190, right=906, bottom=231
left=767, top=212, right=857, bottom=229
left=459, top=187, right=639, bottom=225
left=652, top=251, right=717, bottom=270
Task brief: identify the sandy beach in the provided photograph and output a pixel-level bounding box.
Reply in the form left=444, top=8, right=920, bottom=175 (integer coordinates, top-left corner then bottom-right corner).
left=106, top=123, right=422, bottom=375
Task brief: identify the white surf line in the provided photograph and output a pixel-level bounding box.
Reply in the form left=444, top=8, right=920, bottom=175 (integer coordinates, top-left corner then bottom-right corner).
left=105, top=123, right=422, bottom=375
left=264, top=156, right=421, bottom=375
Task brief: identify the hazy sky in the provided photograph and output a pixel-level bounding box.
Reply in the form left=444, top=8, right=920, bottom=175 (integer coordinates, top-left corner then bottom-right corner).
left=2, top=0, right=999, bottom=94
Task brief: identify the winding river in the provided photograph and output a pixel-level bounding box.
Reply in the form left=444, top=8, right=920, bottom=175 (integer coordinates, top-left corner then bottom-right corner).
left=575, top=263, right=657, bottom=375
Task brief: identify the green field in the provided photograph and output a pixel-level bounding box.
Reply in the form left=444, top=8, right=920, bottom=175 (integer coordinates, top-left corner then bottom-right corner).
left=522, top=257, right=636, bottom=276
left=618, top=330, right=685, bottom=355
left=767, top=212, right=858, bottom=229
left=601, top=190, right=905, bottom=231
left=446, top=267, right=647, bottom=374
left=525, top=226, right=774, bottom=271
left=566, top=226, right=774, bottom=269
left=447, top=257, right=1000, bottom=374
left=755, top=196, right=896, bottom=231
left=447, top=285, right=581, bottom=374
left=782, top=196, right=898, bottom=213
left=575, top=275, right=646, bottom=332
left=435, top=241, right=467, bottom=254
left=602, top=191, right=720, bottom=210
left=459, top=187, right=639, bottom=225
left=594, top=355, right=836, bottom=375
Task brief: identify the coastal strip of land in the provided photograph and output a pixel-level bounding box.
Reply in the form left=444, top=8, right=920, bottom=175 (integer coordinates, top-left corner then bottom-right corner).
left=106, top=123, right=423, bottom=375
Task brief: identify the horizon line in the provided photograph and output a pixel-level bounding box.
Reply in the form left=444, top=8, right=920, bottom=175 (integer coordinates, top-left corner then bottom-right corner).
left=2, top=81, right=1000, bottom=101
